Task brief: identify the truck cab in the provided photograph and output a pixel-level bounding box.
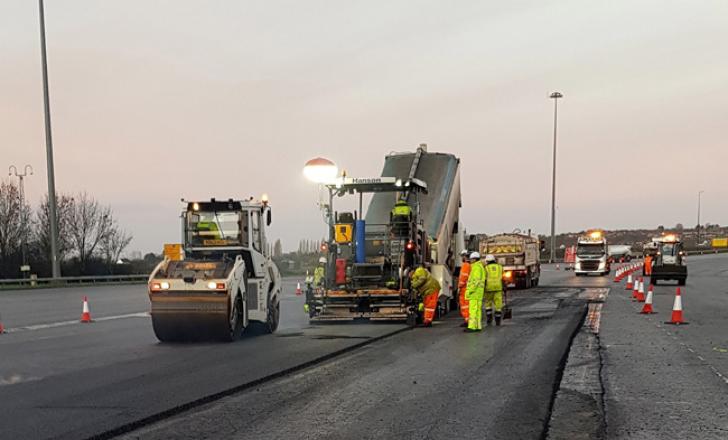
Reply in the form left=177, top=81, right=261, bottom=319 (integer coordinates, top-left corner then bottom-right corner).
left=574, top=230, right=610, bottom=276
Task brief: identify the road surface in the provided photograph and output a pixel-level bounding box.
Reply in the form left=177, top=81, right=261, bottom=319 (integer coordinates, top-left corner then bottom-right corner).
left=0, top=255, right=725, bottom=439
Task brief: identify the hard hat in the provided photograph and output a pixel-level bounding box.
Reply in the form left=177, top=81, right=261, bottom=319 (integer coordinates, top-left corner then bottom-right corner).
left=318, top=257, right=327, bottom=264
left=460, top=250, right=469, bottom=256
left=469, top=251, right=481, bottom=260
left=485, top=254, right=496, bottom=263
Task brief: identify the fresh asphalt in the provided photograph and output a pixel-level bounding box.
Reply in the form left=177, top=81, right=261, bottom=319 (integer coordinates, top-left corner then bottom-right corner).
left=1, top=256, right=725, bottom=439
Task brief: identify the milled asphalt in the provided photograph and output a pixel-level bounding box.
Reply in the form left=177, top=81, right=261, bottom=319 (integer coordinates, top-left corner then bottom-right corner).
left=118, top=292, right=587, bottom=440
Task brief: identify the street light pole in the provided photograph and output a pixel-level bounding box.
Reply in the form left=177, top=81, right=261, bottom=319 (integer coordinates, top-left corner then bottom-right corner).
left=549, top=91, right=563, bottom=264
left=9, top=165, right=34, bottom=270
left=38, top=0, right=61, bottom=278
left=697, top=190, right=704, bottom=244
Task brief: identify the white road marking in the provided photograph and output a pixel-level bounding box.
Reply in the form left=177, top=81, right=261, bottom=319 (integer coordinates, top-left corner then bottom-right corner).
left=4, top=312, right=149, bottom=334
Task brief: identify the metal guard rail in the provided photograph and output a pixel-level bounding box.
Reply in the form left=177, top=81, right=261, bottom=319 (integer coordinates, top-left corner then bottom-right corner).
left=0, top=274, right=149, bottom=290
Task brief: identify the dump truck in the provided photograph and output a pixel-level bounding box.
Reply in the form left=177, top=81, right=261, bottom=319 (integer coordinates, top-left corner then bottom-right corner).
left=478, top=233, right=540, bottom=289
left=306, top=145, right=463, bottom=325
left=574, top=230, right=610, bottom=276
left=148, top=198, right=282, bottom=342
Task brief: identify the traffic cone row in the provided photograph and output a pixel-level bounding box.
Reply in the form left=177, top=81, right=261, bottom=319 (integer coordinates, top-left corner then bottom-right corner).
left=612, top=260, right=687, bottom=325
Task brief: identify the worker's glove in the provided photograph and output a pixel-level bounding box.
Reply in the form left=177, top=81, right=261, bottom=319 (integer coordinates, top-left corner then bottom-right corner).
left=303, top=304, right=310, bottom=313
left=418, top=302, right=425, bottom=312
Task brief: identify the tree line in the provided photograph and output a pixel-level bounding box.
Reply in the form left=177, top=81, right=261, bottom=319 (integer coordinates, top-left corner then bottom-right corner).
left=0, top=180, right=132, bottom=279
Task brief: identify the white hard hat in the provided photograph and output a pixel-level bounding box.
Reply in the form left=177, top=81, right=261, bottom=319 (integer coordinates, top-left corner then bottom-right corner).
left=318, top=257, right=327, bottom=264
left=469, top=252, right=481, bottom=260
left=460, top=250, right=469, bottom=256
left=485, top=254, right=496, bottom=262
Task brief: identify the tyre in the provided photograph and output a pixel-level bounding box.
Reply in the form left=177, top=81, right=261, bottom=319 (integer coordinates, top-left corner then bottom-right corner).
left=266, top=296, right=280, bottom=333
left=650, top=278, right=657, bottom=286
left=533, top=277, right=540, bottom=287
left=678, top=278, right=686, bottom=286
left=225, top=295, right=245, bottom=342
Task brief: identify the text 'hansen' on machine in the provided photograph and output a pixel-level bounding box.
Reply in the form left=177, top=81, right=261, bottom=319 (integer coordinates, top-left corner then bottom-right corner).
left=305, top=146, right=464, bottom=326
left=148, top=197, right=282, bottom=342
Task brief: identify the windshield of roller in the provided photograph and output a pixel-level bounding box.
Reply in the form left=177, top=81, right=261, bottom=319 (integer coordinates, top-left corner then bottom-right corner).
left=187, top=211, right=247, bottom=246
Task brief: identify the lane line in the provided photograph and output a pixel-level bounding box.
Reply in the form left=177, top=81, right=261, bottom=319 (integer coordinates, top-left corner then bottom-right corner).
left=4, top=312, right=149, bottom=333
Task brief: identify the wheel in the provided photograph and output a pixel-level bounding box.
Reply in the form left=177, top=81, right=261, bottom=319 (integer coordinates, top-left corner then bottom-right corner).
left=650, top=278, right=657, bottom=286
left=678, top=279, right=686, bottom=286
left=225, top=295, right=245, bottom=342
left=533, top=277, right=540, bottom=287
left=265, top=296, right=280, bottom=333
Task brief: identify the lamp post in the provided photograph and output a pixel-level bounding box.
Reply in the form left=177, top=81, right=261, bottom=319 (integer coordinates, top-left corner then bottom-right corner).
left=9, top=165, right=34, bottom=272
left=697, top=190, right=704, bottom=244
left=38, top=0, right=61, bottom=277
left=549, top=91, right=563, bottom=264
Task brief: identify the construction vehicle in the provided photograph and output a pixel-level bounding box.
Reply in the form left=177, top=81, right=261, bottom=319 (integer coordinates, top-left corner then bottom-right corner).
left=306, top=145, right=463, bottom=325
left=649, top=234, right=687, bottom=285
left=148, top=198, right=282, bottom=342
left=574, top=230, right=610, bottom=276
left=477, top=232, right=540, bottom=289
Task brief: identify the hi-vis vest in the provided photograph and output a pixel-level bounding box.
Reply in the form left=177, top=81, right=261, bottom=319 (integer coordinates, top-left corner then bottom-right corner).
left=392, top=200, right=411, bottom=217
left=485, top=263, right=504, bottom=292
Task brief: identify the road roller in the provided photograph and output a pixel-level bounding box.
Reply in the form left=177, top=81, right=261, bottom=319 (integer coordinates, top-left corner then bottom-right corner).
left=148, top=197, right=282, bottom=342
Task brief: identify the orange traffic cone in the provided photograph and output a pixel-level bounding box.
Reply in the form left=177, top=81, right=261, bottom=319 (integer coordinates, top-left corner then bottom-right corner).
left=556, top=264, right=560, bottom=270
left=295, top=282, right=302, bottom=296
left=0, top=313, right=5, bottom=334
left=636, top=279, right=646, bottom=302
left=625, top=274, right=633, bottom=290
left=80, top=296, right=92, bottom=323
left=613, top=267, right=622, bottom=283
left=632, top=279, right=640, bottom=300
left=640, top=286, right=655, bottom=314
left=666, top=287, right=688, bottom=325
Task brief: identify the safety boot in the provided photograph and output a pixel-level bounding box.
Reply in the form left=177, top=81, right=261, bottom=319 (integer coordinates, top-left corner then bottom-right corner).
left=485, top=310, right=493, bottom=326
left=495, top=311, right=502, bottom=326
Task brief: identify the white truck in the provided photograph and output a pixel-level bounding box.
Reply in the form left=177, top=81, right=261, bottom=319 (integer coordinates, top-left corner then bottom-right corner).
left=148, top=198, right=282, bottom=342
left=575, top=230, right=610, bottom=276
left=478, top=233, right=540, bottom=288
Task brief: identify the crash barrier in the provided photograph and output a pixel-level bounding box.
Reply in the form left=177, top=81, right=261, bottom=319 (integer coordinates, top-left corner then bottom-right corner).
left=0, top=274, right=149, bottom=290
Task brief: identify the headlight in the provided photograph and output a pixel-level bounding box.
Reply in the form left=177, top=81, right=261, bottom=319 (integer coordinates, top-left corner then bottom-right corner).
left=207, top=281, right=225, bottom=290
left=160, top=281, right=170, bottom=290
left=598, top=261, right=605, bottom=269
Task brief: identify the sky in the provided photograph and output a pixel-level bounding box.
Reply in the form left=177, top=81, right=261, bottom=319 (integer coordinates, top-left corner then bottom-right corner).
left=1, top=0, right=727, bottom=254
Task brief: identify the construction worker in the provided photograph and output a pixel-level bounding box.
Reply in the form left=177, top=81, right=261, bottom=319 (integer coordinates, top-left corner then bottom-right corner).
left=484, top=254, right=504, bottom=326
left=410, top=265, right=440, bottom=327
left=644, top=254, right=653, bottom=276
left=465, top=252, right=485, bottom=332
left=196, top=219, right=221, bottom=240
left=313, top=257, right=326, bottom=288
left=457, top=250, right=471, bottom=327
left=390, top=197, right=412, bottom=235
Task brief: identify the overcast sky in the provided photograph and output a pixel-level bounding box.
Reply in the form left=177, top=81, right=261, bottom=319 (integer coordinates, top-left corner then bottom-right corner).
left=1, top=0, right=726, bottom=254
